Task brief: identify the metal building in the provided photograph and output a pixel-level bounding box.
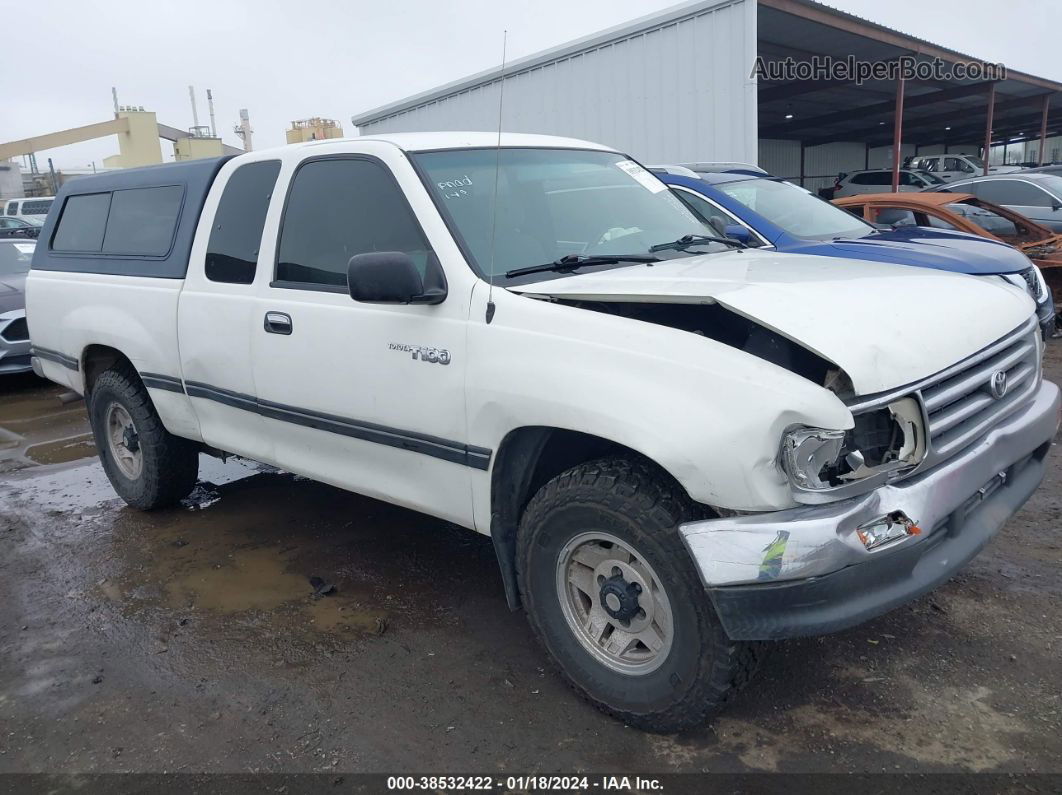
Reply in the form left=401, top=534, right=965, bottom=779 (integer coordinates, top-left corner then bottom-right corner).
left=352, top=0, right=1062, bottom=193
left=352, top=0, right=758, bottom=165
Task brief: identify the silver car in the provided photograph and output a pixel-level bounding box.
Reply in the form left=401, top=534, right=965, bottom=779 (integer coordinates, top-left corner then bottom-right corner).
left=941, top=172, right=1062, bottom=233
left=0, top=236, right=33, bottom=374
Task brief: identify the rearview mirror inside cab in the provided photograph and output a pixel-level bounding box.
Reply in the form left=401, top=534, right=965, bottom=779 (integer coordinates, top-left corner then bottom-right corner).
left=346, top=252, right=446, bottom=305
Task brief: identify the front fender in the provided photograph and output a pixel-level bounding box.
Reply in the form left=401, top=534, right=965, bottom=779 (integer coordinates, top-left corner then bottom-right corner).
left=467, top=286, right=851, bottom=515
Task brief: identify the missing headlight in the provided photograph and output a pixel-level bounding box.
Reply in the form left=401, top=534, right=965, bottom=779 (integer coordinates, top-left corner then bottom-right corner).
left=783, top=397, right=926, bottom=490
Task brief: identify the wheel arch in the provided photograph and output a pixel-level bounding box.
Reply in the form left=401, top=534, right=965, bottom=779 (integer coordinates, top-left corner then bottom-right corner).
left=80, top=344, right=140, bottom=397
left=488, top=425, right=697, bottom=611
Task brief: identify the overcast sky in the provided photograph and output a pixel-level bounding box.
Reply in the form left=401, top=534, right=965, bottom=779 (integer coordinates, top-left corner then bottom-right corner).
left=4, top=0, right=1060, bottom=170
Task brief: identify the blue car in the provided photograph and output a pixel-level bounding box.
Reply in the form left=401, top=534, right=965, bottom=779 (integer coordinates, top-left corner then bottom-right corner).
left=652, top=167, right=1056, bottom=338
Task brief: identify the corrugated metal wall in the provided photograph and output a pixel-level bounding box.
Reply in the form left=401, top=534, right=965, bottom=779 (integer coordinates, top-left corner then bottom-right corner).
left=356, top=0, right=757, bottom=164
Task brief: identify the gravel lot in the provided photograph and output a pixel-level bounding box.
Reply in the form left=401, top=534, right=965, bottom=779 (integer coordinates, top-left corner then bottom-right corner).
left=1, top=343, right=1060, bottom=775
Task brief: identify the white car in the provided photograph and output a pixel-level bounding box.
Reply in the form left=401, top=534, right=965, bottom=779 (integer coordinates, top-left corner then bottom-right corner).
left=3, top=196, right=55, bottom=224
left=832, top=168, right=946, bottom=197
left=907, top=154, right=1022, bottom=182
left=26, top=132, right=1059, bottom=732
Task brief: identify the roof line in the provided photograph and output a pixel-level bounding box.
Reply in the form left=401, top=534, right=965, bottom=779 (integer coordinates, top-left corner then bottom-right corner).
left=353, top=0, right=1062, bottom=129
left=762, top=0, right=1062, bottom=93
left=351, top=0, right=743, bottom=126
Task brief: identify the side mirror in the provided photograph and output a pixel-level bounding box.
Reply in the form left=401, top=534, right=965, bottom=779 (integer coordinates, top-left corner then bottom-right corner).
left=346, top=252, right=446, bottom=305
left=708, top=215, right=728, bottom=237
left=1052, top=201, right=1062, bottom=212
left=723, top=224, right=752, bottom=244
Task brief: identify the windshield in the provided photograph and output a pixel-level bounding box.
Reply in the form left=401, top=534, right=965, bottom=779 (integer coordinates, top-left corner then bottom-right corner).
left=918, top=171, right=946, bottom=185
left=965, top=156, right=985, bottom=171
left=718, top=178, right=875, bottom=240
left=0, top=241, right=34, bottom=276
left=413, top=148, right=716, bottom=282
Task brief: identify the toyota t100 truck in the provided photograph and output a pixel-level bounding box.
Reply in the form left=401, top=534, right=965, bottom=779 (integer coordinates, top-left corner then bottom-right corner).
left=26, top=133, right=1060, bottom=732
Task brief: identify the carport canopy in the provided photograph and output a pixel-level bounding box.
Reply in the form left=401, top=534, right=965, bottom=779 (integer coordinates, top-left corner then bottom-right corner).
left=754, top=0, right=1062, bottom=180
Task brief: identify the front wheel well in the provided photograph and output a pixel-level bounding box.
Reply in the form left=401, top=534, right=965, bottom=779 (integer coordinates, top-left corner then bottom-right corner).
left=489, top=427, right=699, bottom=611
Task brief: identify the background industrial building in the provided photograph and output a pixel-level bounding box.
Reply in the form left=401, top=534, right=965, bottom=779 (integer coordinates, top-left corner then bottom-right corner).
left=0, top=86, right=343, bottom=199
left=352, top=0, right=1062, bottom=194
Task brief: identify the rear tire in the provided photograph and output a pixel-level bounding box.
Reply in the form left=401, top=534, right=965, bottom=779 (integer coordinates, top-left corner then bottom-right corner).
left=516, top=457, right=761, bottom=732
left=88, top=366, right=198, bottom=510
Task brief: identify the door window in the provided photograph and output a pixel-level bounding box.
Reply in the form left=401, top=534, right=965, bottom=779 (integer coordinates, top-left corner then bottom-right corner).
left=874, top=208, right=917, bottom=227
left=276, top=158, right=431, bottom=288
left=206, top=160, right=281, bottom=284
left=945, top=202, right=1019, bottom=235
left=973, top=180, right=1054, bottom=206
left=919, top=212, right=959, bottom=230
left=852, top=171, right=892, bottom=185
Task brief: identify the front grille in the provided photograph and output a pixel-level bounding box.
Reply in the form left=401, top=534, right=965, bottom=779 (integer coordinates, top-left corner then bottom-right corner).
left=1, top=316, right=28, bottom=342
left=1019, top=266, right=1044, bottom=301
left=920, top=319, right=1040, bottom=461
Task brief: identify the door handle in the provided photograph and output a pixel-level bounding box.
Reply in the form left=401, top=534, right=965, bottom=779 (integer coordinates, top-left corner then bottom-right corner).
left=264, top=311, right=293, bottom=335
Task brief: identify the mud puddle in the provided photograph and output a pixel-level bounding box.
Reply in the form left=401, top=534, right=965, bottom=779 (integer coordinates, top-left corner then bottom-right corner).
left=0, top=374, right=94, bottom=471
left=90, top=469, right=445, bottom=644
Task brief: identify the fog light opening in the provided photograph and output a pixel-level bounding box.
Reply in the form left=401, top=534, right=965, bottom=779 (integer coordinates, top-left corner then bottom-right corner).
left=856, top=510, right=921, bottom=550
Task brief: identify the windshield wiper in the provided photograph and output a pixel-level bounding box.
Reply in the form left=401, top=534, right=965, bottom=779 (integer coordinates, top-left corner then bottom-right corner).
left=649, top=233, right=746, bottom=253
left=504, top=253, right=659, bottom=279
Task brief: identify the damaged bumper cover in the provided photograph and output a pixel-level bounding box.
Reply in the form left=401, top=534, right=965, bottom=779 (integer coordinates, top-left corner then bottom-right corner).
left=679, top=380, right=1061, bottom=641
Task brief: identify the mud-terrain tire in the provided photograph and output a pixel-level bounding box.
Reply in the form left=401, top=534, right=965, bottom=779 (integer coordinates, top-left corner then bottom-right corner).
left=516, top=457, right=761, bottom=732
left=88, top=366, right=199, bottom=510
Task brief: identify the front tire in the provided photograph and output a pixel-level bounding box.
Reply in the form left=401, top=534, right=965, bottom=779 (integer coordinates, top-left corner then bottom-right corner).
left=88, top=367, right=199, bottom=510
left=516, top=457, right=761, bottom=732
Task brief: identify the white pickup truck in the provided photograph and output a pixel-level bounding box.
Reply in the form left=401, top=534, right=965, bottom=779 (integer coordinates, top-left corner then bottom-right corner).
left=27, top=132, right=1060, bottom=731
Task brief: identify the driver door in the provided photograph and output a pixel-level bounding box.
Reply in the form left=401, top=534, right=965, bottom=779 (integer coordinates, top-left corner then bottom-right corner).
left=251, top=152, right=476, bottom=527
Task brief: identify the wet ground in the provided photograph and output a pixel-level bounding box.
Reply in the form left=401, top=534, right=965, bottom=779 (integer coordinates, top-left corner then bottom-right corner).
left=1, top=350, right=1060, bottom=775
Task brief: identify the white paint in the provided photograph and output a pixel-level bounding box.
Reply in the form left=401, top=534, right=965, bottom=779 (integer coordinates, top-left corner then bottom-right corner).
left=26, top=132, right=1038, bottom=532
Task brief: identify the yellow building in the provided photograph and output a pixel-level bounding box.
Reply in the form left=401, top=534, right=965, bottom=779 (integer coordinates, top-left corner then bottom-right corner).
left=286, top=118, right=344, bottom=145
left=102, top=109, right=164, bottom=168
left=174, top=135, right=225, bottom=161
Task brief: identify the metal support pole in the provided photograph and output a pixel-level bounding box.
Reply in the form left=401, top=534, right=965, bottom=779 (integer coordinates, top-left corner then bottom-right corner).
left=1038, top=94, right=1051, bottom=166
left=983, top=83, right=996, bottom=175
left=891, top=78, right=905, bottom=192
left=799, top=141, right=805, bottom=188
left=47, top=158, right=58, bottom=195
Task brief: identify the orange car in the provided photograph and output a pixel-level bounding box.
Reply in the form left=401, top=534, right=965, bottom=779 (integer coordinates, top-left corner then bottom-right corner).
left=834, top=191, right=1062, bottom=308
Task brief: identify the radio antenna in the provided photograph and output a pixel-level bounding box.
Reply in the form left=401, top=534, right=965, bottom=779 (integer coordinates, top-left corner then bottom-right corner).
left=485, top=30, right=508, bottom=324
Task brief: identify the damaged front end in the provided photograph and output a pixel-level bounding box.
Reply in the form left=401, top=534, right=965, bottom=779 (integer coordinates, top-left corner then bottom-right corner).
left=782, top=396, right=927, bottom=504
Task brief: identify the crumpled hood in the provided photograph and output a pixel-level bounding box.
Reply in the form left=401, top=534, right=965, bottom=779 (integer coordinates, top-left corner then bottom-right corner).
left=825, top=228, right=1031, bottom=275
left=0, top=275, right=25, bottom=316
left=511, top=250, right=1034, bottom=395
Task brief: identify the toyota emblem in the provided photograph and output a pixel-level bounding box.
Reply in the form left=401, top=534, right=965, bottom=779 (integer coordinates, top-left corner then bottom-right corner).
left=989, top=370, right=1008, bottom=400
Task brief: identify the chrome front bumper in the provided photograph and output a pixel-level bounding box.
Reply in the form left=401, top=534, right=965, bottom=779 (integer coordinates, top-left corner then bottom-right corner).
left=679, top=380, right=1060, bottom=638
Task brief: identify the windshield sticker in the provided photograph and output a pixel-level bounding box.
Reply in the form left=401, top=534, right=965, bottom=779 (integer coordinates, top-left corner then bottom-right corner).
left=615, top=160, right=667, bottom=193
left=13, top=243, right=35, bottom=254
left=436, top=174, right=473, bottom=200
